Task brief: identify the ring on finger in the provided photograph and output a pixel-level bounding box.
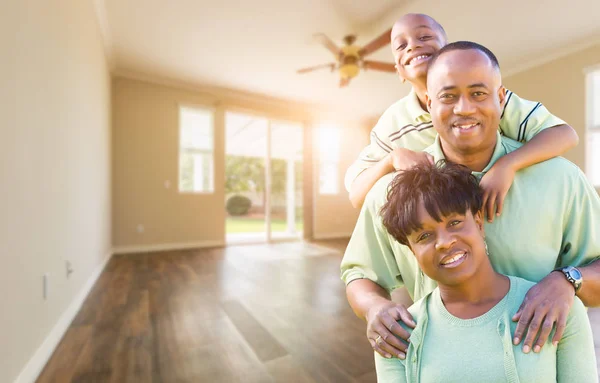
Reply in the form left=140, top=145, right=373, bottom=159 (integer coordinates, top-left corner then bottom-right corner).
left=375, top=335, right=383, bottom=344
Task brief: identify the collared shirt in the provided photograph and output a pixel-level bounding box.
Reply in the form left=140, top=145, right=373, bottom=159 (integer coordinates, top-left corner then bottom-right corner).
left=344, top=90, right=566, bottom=192
left=340, top=133, right=600, bottom=302
left=374, top=277, right=598, bottom=383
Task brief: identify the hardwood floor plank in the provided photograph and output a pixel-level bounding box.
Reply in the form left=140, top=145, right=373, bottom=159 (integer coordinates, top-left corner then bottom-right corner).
left=237, top=297, right=360, bottom=383
left=69, top=312, right=127, bottom=382
left=152, top=307, right=273, bottom=382
left=221, top=300, right=288, bottom=362
left=109, top=290, right=154, bottom=383
left=354, top=370, right=377, bottom=383
left=264, top=355, right=315, bottom=383
left=36, top=326, right=92, bottom=383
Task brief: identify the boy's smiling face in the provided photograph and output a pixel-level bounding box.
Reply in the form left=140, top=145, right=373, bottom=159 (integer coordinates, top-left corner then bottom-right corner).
left=391, top=14, right=447, bottom=83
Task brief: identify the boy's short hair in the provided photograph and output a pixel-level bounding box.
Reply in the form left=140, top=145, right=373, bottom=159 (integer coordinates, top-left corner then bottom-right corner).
left=380, top=161, right=483, bottom=246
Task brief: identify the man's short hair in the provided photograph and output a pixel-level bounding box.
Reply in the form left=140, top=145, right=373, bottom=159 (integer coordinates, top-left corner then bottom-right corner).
left=380, top=161, right=483, bottom=247
left=427, top=41, right=500, bottom=76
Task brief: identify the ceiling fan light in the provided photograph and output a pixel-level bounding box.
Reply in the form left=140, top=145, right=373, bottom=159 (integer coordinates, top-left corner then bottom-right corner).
left=339, top=64, right=360, bottom=79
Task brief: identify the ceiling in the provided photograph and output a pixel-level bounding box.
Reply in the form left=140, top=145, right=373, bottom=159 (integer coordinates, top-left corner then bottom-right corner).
left=98, top=0, right=600, bottom=118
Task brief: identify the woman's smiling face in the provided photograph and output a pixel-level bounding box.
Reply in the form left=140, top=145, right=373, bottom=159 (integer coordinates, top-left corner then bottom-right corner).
left=407, top=201, right=487, bottom=286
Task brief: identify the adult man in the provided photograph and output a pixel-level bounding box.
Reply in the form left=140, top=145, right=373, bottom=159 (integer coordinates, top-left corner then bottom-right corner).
left=345, top=14, right=578, bottom=222
left=341, top=41, right=600, bottom=361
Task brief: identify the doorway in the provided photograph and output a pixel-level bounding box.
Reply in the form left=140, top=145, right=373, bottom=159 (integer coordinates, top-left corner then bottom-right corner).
left=225, top=111, right=304, bottom=244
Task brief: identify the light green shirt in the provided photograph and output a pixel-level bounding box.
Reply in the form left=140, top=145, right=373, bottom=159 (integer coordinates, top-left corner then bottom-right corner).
left=344, top=89, right=566, bottom=192
left=375, top=276, right=598, bottom=383
left=341, top=133, right=600, bottom=302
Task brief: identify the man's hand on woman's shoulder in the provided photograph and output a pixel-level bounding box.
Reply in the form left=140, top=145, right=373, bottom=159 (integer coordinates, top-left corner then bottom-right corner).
left=512, top=271, right=575, bottom=353
left=366, top=300, right=416, bottom=360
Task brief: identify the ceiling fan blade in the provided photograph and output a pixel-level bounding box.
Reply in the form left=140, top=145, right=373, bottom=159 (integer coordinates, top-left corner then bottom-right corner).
left=297, top=63, right=336, bottom=74
left=358, top=27, right=392, bottom=57
left=314, top=33, right=342, bottom=58
left=339, top=77, right=350, bottom=87
left=363, top=60, right=396, bottom=73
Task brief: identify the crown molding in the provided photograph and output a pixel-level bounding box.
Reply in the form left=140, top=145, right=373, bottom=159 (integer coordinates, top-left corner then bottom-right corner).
left=112, top=68, right=374, bottom=122
left=504, top=34, right=600, bottom=78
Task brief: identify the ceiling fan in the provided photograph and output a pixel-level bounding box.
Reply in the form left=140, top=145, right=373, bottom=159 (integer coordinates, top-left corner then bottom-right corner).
left=297, top=28, right=396, bottom=87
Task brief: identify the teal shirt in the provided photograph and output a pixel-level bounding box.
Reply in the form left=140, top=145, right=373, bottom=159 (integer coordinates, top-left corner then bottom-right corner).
left=374, top=276, right=598, bottom=382
left=341, top=133, right=600, bottom=302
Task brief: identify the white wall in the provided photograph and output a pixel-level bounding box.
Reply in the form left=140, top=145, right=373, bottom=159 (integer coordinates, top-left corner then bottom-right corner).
left=0, top=0, right=112, bottom=382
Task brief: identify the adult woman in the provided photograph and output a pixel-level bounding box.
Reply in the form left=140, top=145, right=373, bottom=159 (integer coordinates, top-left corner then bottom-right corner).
left=376, top=162, right=597, bottom=382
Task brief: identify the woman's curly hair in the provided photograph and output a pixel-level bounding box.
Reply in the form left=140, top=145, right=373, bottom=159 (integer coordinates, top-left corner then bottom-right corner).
left=380, top=161, right=483, bottom=246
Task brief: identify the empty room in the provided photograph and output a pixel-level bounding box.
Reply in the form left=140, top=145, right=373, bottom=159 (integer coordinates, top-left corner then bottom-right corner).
left=3, top=0, right=600, bottom=382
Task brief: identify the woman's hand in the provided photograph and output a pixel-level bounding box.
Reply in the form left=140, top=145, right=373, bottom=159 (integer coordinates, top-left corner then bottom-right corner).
left=479, top=160, right=516, bottom=222
left=366, top=301, right=416, bottom=359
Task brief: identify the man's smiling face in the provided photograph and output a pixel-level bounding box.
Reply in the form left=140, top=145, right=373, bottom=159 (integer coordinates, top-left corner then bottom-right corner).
left=426, top=48, right=505, bottom=156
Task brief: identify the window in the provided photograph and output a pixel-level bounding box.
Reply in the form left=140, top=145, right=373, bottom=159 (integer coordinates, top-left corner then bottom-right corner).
left=179, top=106, right=214, bottom=193
left=587, top=69, right=600, bottom=186
left=317, top=124, right=341, bottom=194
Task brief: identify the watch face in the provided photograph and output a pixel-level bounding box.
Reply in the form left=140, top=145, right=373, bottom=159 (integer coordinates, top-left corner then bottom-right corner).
left=570, top=268, right=582, bottom=280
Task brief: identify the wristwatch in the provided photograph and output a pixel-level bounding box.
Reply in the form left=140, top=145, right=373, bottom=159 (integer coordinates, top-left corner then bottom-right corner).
left=555, top=266, right=583, bottom=292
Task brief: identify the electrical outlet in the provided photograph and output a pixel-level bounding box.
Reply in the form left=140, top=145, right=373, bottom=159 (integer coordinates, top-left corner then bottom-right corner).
left=137, top=224, right=145, bottom=234
left=43, top=273, right=49, bottom=300
left=66, top=260, right=74, bottom=278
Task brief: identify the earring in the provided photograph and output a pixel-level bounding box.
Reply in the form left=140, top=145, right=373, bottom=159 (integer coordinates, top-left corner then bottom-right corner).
left=484, top=240, right=490, bottom=257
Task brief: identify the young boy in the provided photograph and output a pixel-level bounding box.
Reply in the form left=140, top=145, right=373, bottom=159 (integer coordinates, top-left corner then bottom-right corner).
left=346, top=13, right=578, bottom=222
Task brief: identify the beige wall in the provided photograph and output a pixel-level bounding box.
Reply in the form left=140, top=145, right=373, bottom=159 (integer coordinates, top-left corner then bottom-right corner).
left=0, top=0, right=112, bottom=382
left=112, top=76, right=362, bottom=249
left=504, top=44, right=600, bottom=169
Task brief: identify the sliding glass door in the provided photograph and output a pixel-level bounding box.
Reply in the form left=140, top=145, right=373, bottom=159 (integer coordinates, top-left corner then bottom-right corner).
left=225, top=112, right=303, bottom=244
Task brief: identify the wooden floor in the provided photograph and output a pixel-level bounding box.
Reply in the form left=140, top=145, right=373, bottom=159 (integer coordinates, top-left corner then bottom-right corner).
left=37, top=239, right=600, bottom=382
left=37, top=239, right=377, bottom=383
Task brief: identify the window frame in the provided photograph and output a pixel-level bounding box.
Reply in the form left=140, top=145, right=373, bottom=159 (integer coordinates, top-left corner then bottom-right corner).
left=178, top=104, right=216, bottom=194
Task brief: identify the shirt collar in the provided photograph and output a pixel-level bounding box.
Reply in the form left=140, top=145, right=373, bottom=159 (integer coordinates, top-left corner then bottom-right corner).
left=406, top=89, right=431, bottom=123
left=428, top=131, right=508, bottom=178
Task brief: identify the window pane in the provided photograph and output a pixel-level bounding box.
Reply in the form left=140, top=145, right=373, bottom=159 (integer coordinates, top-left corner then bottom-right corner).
left=593, top=71, right=600, bottom=127
left=587, top=131, right=600, bottom=187
left=318, top=125, right=341, bottom=162
left=179, top=106, right=214, bottom=193
left=319, top=162, right=339, bottom=194
left=180, top=107, right=213, bottom=150
left=179, top=152, right=214, bottom=192
left=317, top=124, right=341, bottom=195
left=317, top=125, right=341, bottom=194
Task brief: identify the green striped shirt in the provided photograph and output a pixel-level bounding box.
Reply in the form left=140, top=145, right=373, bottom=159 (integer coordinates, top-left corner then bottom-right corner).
left=344, top=90, right=566, bottom=192
left=341, top=133, right=600, bottom=302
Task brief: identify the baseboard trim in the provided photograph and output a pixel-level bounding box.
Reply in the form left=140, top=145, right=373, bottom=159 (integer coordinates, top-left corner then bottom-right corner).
left=14, top=251, right=113, bottom=383
left=312, top=232, right=352, bottom=240
left=112, top=240, right=225, bottom=255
